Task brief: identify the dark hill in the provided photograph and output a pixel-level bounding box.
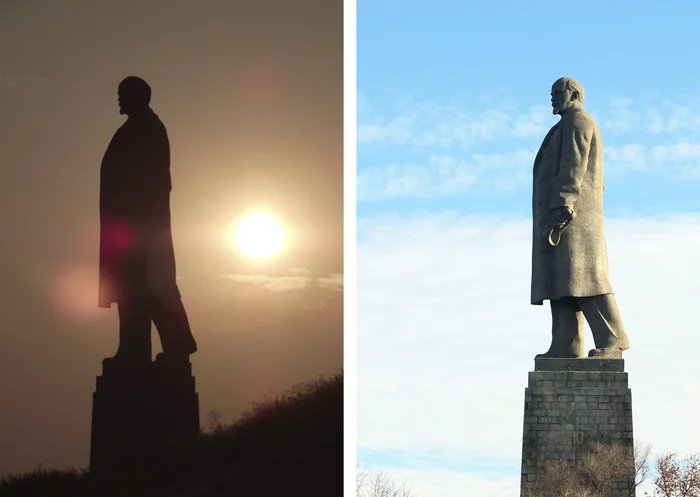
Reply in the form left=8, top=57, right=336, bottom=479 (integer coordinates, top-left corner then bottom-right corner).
left=0, top=372, right=344, bottom=497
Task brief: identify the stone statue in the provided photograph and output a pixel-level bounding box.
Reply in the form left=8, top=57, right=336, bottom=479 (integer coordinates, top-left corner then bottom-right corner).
left=99, top=76, right=197, bottom=367
left=531, top=77, right=630, bottom=359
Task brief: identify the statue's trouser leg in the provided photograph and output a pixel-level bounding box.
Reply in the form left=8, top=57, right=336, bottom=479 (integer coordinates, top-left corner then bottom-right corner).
left=575, top=294, right=630, bottom=350
left=117, top=300, right=152, bottom=365
left=150, top=290, right=197, bottom=356
left=548, top=297, right=585, bottom=357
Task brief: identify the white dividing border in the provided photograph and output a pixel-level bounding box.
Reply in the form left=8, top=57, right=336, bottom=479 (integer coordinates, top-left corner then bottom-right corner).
left=343, top=0, right=358, bottom=495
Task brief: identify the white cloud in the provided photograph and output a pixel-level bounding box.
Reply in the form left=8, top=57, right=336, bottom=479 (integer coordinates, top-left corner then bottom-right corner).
left=645, top=105, right=700, bottom=135
left=605, top=143, right=649, bottom=171
left=358, top=211, right=700, bottom=496
left=358, top=93, right=700, bottom=151
left=356, top=139, right=700, bottom=200
left=220, top=271, right=344, bottom=293
left=317, top=272, right=343, bottom=291
left=511, top=107, right=552, bottom=138
left=595, top=98, right=700, bottom=136
left=221, top=274, right=309, bottom=292
left=357, top=93, right=700, bottom=201
left=358, top=150, right=534, bottom=200
left=651, top=142, right=700, bottom=168
left=357, top=94, right=551, bottom=148
left=605, top=141, right=700, bottom=178
left=358, top=116, right=414, bottom=144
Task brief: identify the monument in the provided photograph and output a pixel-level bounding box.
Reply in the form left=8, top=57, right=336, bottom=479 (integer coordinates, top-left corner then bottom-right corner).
left=90, top=77, right=200, bottom=476
left=520, top=77, right=635, bottom=496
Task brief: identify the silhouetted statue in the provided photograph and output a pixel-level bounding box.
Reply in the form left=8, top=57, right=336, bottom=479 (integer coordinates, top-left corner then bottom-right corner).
left=531, top=77, right=630, bottom=359
left=99, top=76, right=196, bottom=368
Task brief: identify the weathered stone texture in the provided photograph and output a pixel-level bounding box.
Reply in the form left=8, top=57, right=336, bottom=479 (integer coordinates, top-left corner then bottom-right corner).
left=520, top=359, right=635, bottom=497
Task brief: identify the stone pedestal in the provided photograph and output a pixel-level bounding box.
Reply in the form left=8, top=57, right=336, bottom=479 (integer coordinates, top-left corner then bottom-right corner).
left=520, top=358, right=635, bottom=497
left=89, top=359, right=200, bottom=476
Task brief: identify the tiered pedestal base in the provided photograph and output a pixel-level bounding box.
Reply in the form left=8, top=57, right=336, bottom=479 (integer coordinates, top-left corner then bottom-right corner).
left=520, top=358, right=635, bottom=497
left=90, top=359, right=199, bottom=476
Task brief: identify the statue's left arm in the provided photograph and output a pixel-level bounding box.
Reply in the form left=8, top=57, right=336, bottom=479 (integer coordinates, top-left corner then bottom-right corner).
left=550, top=113, right=594, bottom=215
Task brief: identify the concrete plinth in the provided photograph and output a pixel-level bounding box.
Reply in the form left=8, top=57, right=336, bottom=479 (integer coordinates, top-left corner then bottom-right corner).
left=90, top=359, right=200, bottom=476
left=520, top=358, right=635, bottom=497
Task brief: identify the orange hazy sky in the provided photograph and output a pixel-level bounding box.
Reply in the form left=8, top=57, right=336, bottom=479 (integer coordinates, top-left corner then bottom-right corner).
left=0, top=0, right=342, bottom=476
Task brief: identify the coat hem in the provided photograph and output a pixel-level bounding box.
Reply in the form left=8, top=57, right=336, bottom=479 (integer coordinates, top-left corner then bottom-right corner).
left=531, top=291, right=615, bottom=306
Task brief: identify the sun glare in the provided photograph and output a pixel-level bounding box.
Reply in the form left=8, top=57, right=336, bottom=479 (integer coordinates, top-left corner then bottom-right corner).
left=229, top=212, right=285, bottom=259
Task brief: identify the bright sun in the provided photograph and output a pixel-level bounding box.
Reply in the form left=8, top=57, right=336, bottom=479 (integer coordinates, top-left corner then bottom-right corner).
left=229, top=212, right=285, bottom=259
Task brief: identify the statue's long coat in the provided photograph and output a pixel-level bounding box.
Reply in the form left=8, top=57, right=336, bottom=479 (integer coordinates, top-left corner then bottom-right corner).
left=531, top=108, right=613, bottom=305
left=99, top=109, right=180, bottom=308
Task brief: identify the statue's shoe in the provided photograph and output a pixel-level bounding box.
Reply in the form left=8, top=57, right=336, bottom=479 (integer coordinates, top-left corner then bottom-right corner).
left=102, top=355, right=120, bottom=366
left=587, top=344, right=630, bottom=358
left=101, top=354, right=151, bottom=376
left=535, top=351, right=582, bottom=359
left=102, top=353, right=149, bottom=367
left=154, top=351, right=190, bottom=366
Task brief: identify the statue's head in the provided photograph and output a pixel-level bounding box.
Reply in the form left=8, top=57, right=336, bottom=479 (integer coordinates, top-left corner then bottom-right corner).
left=117, top=76, right=151, bottom=116
left=550, top=77, right=584, bottom=116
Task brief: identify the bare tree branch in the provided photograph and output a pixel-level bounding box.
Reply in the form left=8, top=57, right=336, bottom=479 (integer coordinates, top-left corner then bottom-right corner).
left=357, top=466, right=417, bottom=497
left=523, top=441, right=642, bottom=497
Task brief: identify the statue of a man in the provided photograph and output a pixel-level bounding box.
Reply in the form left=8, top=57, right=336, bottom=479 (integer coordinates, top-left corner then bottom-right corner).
left=531, top=77, right=630, bottom=359
left=99, top=76, right=197, bottom=367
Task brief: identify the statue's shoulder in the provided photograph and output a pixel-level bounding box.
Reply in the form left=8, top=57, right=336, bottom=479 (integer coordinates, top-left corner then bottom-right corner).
left=115, top=120, right=129, bottom=134
left=146, top=112, right=166, bottom=128
left=566, top=108, right=596, bottom=132
left=154, top=115, right=169, bottom=137
left=141, top=113, right=168, bottom=141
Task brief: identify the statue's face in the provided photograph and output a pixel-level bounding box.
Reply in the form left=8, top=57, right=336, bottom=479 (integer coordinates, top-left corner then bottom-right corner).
left=117, top=81, right=147, bottom=116
left=117, top=85, right=130, bottom=115
left=550, top=82, right=576, bottom=116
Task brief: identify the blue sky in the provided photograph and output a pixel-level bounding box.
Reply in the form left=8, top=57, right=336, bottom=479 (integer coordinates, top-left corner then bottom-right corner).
left=358, top=0, right=700, bottom=220
left=357, top=1, right=700, bottom=496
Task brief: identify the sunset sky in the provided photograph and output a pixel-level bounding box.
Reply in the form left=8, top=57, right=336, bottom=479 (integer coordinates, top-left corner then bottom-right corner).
left=358, top=0, right=700, bottom=496
left=0, top=0, right=342, bottom=476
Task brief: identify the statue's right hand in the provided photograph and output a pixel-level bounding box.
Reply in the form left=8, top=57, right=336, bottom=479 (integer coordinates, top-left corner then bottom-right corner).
left=543, top=208, right=574, bottom=246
